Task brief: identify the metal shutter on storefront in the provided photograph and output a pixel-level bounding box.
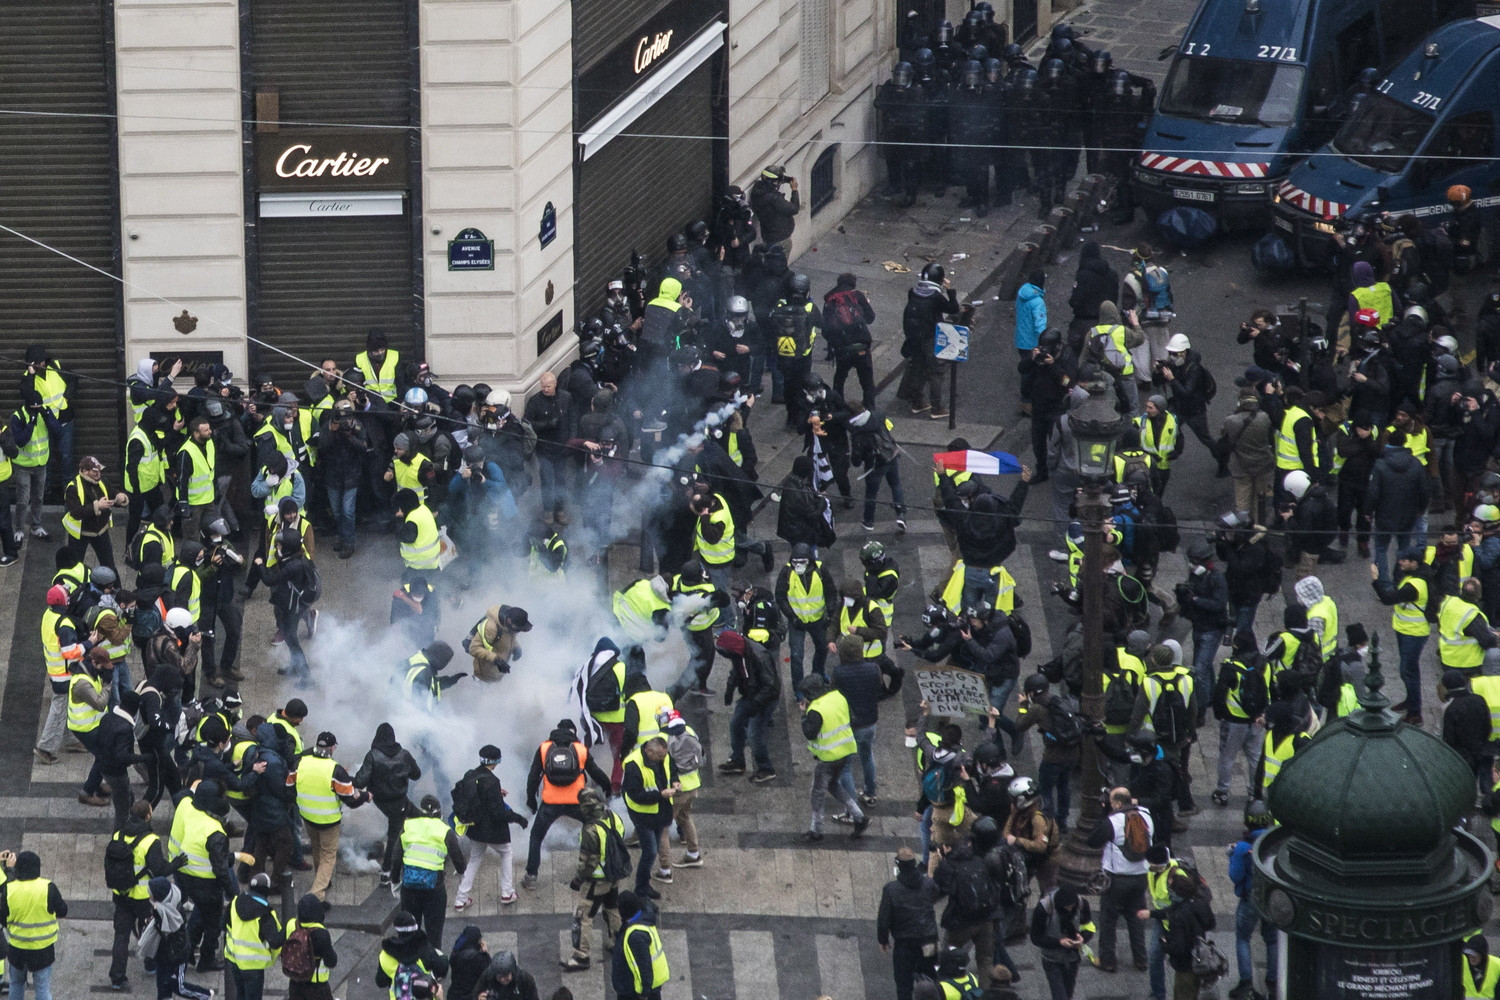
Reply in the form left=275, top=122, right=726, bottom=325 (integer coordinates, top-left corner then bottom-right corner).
left=246, top=0, right=418, bottom=384
left=574, top=0, right=675, bottom=74
left=574, top=61, right=715, bottom=317
left=0, top=1, right=120, bottom=464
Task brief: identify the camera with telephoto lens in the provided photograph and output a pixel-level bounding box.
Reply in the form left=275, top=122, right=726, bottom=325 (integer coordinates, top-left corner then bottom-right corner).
left=213, top=541, right=244, bottom=566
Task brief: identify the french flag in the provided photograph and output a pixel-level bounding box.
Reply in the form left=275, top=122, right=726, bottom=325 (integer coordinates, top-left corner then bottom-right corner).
left=932, top=450, right=1023, bottom=475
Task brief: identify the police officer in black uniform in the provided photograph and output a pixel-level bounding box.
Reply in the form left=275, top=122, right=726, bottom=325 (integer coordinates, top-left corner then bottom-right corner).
left=1095, top=69, right=1156, bottom=224
left=913, top=48, right=951, bottom=195
left=949, top=60, right=995, bottom=217
left=1007, top=67, right=1043, bottom=215
left=1040, top=57, right=1083, bottom=210
left=875, top=62, right=928, bottom=206
left=983, top=58, right=1015, bottom=208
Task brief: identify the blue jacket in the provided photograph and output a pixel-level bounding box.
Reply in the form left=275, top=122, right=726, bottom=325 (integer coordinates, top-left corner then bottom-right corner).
left=1015, top=283, right=1047, bottom=351
left=1228, top=837, right=1256, bottom=898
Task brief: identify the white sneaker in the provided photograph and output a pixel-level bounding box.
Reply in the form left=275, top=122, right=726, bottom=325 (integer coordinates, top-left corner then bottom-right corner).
left=1048, top=549, right=1069, bottom=562
left=30, top=527, right=48, bottom=540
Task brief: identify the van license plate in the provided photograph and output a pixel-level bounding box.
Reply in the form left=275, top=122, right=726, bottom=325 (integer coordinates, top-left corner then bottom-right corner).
left=1173, top=188, right=1215, bottom=202
left=1275, top=216, right=1293, bottom=231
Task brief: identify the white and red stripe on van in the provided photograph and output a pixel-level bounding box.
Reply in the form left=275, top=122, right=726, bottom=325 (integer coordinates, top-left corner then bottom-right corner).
left=1275, top=180, right=1348, bottom=219
left=1137, top=152, right=1271, bottom=178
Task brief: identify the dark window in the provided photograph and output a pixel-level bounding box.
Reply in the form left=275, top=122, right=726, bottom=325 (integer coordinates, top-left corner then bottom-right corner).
left=1332, top=91, right=1433, bottom=173
left=1160, top=56, right=1304, bottom=126
left=1425, top=109, right=1495, bottom=174
left=810, top=145, right=838, bottom=216
left=1335, top=12, right=1377, bottom=81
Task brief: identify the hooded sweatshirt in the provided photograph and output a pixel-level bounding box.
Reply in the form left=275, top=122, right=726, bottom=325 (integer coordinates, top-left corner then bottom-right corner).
left=376, top=926, right=449, bottom=991
left=1015, top=281, right=1048, bottom=350
left=245, top=722, right=293, bottom=833
left=902, top=280, right=961, bottom=352
left=355, top=723, right=422, bottom=803
left=877, top=861, right=941, bottom=943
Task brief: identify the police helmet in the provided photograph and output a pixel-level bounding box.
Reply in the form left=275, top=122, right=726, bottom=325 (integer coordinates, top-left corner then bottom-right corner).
left=969, top=44, right=989, bottom=64
left=403, top=387, right=428, bottom=408
left=1436, top=334, right=1460, bottom=355
left=726, top=295, right=751, bottom=319
left=1051, top=22, right=1077, bottom=42
left=921, top=262, right=946, bottom=284
left=1092, top=49, right=1113, bottom=73
left=963, top=59, right=983, bottom=88
left=686, top=220, right=709, bottom=242
left=1404, top=305, right=1429, bottom=328
left=1436, top=354, right=1461, bottom=376
left=205, top=518, right=232, bottom=540
left=892, top=61, right=914, bottom=87
left=983, top=57, right=1003, bottom=83
left=936, top=19, right=954, bottom=43
left=1042, top=57, right=1066, bottom=82
left=1051, top=38, right=1074, bottom=59
left=787, top=273, right=812, bottom=297
left=1108, top=68, right=1131, bottom=96
left=975, top=1, right=995, bottom=21
left=1008, top=775, right=1039, bottom=802
left=1108, top=483, right=1134, bottom=505
left=1001, top=42, right=1024, bottom=62
left=913, top=47, right=936, bottom=74
left=165, top=607, right=195, bottom=633
left=1023, top=672, right=1050, bottom=697
left=1016, top=67, right=1039, bottom=94
left=666, top=232, right=689, bottom=254
left=859, top=540, right=886, bottom=564
left=485, top=388, right=511, bottom=410
left=580, top=336, right=605, bottom=361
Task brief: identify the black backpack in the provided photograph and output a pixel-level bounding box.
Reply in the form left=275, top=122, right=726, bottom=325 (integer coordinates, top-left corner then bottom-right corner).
left=584, top=656, right=623, bottom=714
left=104, top=832, right=146, bottom=892
left=952, top=859, right=999, bottom=919
left=984, top=843, right=1032, bottom=909
left=544, top=741, right=582, bottom=785
left=1041, top=694, right=1084, bottom=748
left=1008, top=613, right=1033, bottom=659
left=451, top=768, right=484, bottom=824
left=1151, top=673, right=1193, bottom=745
left=1287, top=633, right=1324, bottom=690
left=599, top=818, right=633, bottom=882
left=1103, top=672, right=1139, bottom=729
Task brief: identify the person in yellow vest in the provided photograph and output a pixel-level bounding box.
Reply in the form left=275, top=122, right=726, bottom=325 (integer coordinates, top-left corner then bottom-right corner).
left=1210, top=631, right=1269, bottom=807
left=798, top=674, right=870, bottom=839
left=1372, top=550, right=1432, bottom=725
left=61, top=455, right=127, bottom=568
left=11, top=389, right=58, bottom=540
left=652, top=711, right=704, bottom=880
left=1138, top=395, right=1182, bottom=498
left=226, top=872, right=285, bottom=999
left=1437, top=578, right=1498, bottom=685
left=35, top=584, right=89, bottom=765
left=522, top=719, right=612, bottom=891
left=283, top=892, right=340, bottom=998
left=393, top=795, right=467, bottom=949
left=175, top=414, right=220, bottom=543
left=106, top=800, right=180, bottom=991
left=689, top=489, right=738, bottom=594
left=1293, top=575, right=1339, bottom=663
left=287, top=731, right=370, bottom=902
left=1462, top=935, right=1500, bottom=1000
left=561, top=786, right=627, bottom=973
left=620, top=675, right=675, bottom=764
left=613, top=889, right=670, bottom=1000
left=384, top=432, right=435, bottom=508
left=1273, top=387, right=1324, bottom=489
left=374, top=909, right=449, bottom=999
left=465, top=603, right=532, bottom=682
left=253, top=391, right=312, bottom=473
left=621, top=736, right=679, bottom=902
left=613, top=575, right=672, bottom=644
left=1085, top=301, right=1144, bottom=416
left=666, top=561, right=728, bottom=701
left=833, top=577, right=889, bottom=662
left=776, top=544, right=839, bottom=688
left=0, top=850, right=67, bottom=1000
left=399, top=641, right=462, bottom=708
left=167, top=779, right=238, bottom=972
left=354, top=329, right=403, bottom=405
left=69, top=646, right=116, bottom=809
left=527, top=518, right=568, bottom=581
left=1255, top=701, right=1312, bottom=797
left=394, top=488, right=442, bottom=583
left=451, top=745, right=529, bottom=909
left=24, top=345, right=73, bottom=481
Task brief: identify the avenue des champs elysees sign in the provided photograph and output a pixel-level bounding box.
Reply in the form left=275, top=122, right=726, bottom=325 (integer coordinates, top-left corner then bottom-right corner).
left=255, top=130, right=408, bottom=191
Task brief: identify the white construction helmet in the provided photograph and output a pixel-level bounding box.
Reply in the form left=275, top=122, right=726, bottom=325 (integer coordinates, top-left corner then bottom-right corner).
left=1283, top=470, right=1311, bottom=499
left=1165, top=333, right=1191, bottom=353
left=165, top=607, right=195, bottom=631
left=485, top=388, right=511, bottom=410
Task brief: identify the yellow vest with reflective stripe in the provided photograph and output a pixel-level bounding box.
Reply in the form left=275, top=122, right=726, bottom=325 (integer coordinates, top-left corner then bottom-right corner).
left=1472, top=676, right=1500, bottom=735
left=1392, top=575, right=1431, bottom=637
left=404, top=652, right=442, bottom=704
left=226, top=895, right=281, bottom=970
left=295, top=754, right=342, bottom=825
left=169, top=564, right=202, bottom=623
left=14, top=410, right=48, bottom=468
left=285, top=918, right=331, bottom=983
left=672, top=577, right=719, bottom=631
left=807, top=690, right=856, bottom=761
left=1439, top=596, right=1485, bottom=668
left=264, top=513, right=310, bottom=570
left=1351, top=283, right=1394, bottom=326
left=1142, top=667, right=1193, bottom=730
left=1261, top=732, right=1300, bottom=789
left=694, top=497, right=736, bottom=565
left=868, top=566, right=899, bottom=623
left=5, top=879, right=58, bottom=951
left=137, top=524, right=175, bottom=569
left=586, top=811, right=626, bottom=879
left=297, top=409, right=317, bottom=466
left=675, top=724, right=702, bottom=792
left=225, top=739, right=255, bottom=802
left=168, top=800, right=225, bottom=880
left=787, top=566, right=827, bottom=623
left=622, top=921, right=670, bottom=991
left=180, top=438, right=217, bottom=504
left=1464, top=953, right=1500, bottom=999
left=725, top=430, right=743, bottom=466
left=271, top=715, right=305, bottom=756
left=400, top=815, right=450, bottom=872
left=1387, top=424, right=1430, bottom=466
left=123, top=426, right=166, bottom=494
left=839, top=600, right=885, bottom=658
left=629, top=690, right=674, bottom=747
left=111, top=830, right=160, bottom=900
left=67, top=674, right=105, bottom=733
left=393, top=452, right=431, bottom=504
left=355, top=349, right=401, bottom=401
left=528, top=534, right=567, bottom=580
left=593, top=659, right=629, bottom=724
left=261, top=475, right=296, bottom=524
left=1223, top=657, right=1264, bottom=721
left=622, top=745, right=663, bottom=814
left=1306, top=595, right=1338, bottom=659
left=1425, top=544, right=1473, bottom=582
left=41, top=608, right=70, bottom=680
left=1092, top=323, right=1134, bottom=375
left=34, top=367, right=67, bottom=416
left=254, top=422, right=296, bottom=467
left=1275, top=406, right=1315, bottom=471
left=1137, top=413, right=1178, bottom=470
left=400, top=505, right=441, bottom=570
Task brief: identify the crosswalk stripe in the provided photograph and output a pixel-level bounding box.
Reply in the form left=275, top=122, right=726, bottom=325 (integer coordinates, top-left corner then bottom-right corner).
left=556, top=927, right=605, bottom=989
left=1006, top=546, right=1053, bottom=664
left=815, top=931, right=866, bottom=997
left=917, top=541, right=954, bottom=598
left=662, top=927, right=694, bottom=1000
left=730, top=928, right=782, bottom=1000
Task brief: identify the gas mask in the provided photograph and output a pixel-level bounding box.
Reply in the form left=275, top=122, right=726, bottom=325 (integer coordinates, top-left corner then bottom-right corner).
left=728, top=318, right=747, bottom=338
left=791, top=559, right=810, bottom=574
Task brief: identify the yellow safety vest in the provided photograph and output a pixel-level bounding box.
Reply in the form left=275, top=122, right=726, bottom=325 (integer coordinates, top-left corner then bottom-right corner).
left=1464, top=953, right=1500, bottom=999
left=297, top=409, right=317, bottom=466
left=403, top=652, right=442, bottom=703
left=1351, top=283, right=1394, bottom=326
left=393, top=452, right=431, bottom=504
left=528, top=533, right=568, bottom=580
left=613, top=579, right=672, bottom=637
left=1261, top=732, right=1300, bottom=790
left=41, top=608, right=71, bottom=682
left=261, top=475, right=297, bottom=523
left=629, top=691, right=674, bottom=747
left=0, top=451, right=10, bottom=484
left=1101, top=670, right=1137, bottom=735
left=672, top=576, right=720, bottom=631
left=1306, top=595, right=1339, bottom=659
left=67, top=673, right=105, bottom=733
left=400, top=505, right=441, bottom=570
left=1387, top=423, right=1430, bottom=467
left=226, top=895, right=281, bottom=970
left=34, top=367, right=67, bottom=417
left=622, top=745, right=663, bottom=814
left=622, top=921, right=670, bottom=991
left=1391, top=575, right=1431, bottom=637
left=1137, top=413, right=1178, bottom=470
left=1275, top=406, right=1316, bottom=471
left=136, top=524, right=175, bottom=570
left=14, top=410, right=48, bottom=468
left=1473, top=676, right=1500, bottom=735
left=1142, top=668, right=1193, bottom=730
left=1116, top=649, right=1146, bottom=684
left=786, top=566, right=827, bottom=623
left=400, top=816, right=450, bottom=872
left=1336, top=683, right=1361, bottom=717
left=254, top=422, right=296, bottom=468
left=169, top=564, right=202, bottom=623
left=724, top=430, right=744, bottom=466
left=807, top=690, right=856, bottom=761
left=168, top=801, right=225, bottom=880
left=839, top=600, right=885, bottom=658
left=1439, top=596, right=1485, bottom=668
left=111, top=830, right=160, bottom=901
left=1092, top=323, right=1135, bottom=375
left=942, top=974, right=981, bottom=1000
left=225, top=739, right=255, bottom=802
left=1222, top=658, right=1265, bottom=721
left=1425, top=544, right=1474, bottom=583
left=295, top=754, right=342, bottom=825
left=586, top=811, right=627, bottom=879
left=675, top=724, right=702, bottom=792
left=4, top=879, right=58, bottom=951
left=123, top=426, right=166, bottom=494
left=1148, top=860, right=1182, bottom=911
left=180, top=438, right=217, bottom=505
left=285, top=918, right=331, bottom=983
left=694, top=497, right=736, bottom=566
left=263, top=513, right=309, bottom=569
left=355, top=349, right=401, bottom=401
left=271, top=715, right=304, bottom=756
left=867, top=565, right=899, bottom=623
left=593, top=659, right=628, bottom=724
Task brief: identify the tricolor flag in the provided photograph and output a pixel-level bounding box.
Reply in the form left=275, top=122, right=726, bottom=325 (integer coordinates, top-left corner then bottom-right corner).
left=932, top=449, right=1023, bottom=475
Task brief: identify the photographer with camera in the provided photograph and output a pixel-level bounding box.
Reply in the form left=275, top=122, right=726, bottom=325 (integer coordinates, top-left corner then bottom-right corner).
left=749, top=165, right=800, bottom=251
left=199, top=518, right=245, bottom=688
left=1085, top=787, right=1152, bottom=974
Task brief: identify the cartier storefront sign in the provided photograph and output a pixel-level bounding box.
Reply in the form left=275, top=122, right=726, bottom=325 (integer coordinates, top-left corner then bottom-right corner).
left=256, top=130, right=408, bottom=192
left=576, top=0, right=725, bottom=129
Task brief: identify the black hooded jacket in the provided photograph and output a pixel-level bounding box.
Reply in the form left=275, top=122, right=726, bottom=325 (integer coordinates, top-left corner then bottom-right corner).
left=355, top=723, right=422, bottom=803
left=877, top=863, right=940, bottom=943
left=376, top=926, right=450, bottom=990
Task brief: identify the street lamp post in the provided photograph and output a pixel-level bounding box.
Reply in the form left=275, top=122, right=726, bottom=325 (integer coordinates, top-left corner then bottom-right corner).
left=1057, top=377, right=1130, bottom=892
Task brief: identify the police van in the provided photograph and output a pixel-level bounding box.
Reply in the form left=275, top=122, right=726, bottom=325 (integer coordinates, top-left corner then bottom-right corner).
left=1273, top=16, right=1500, bottom=267
left=1132, top=0, right=1471, bottom=229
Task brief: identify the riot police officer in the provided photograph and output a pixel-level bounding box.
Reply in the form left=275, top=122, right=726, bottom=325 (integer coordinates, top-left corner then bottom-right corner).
left=949, top=61, right=995, bottom=216
left=983, top=58, right=1015, bottom=208
left=971, top=2, right=1008, bottom=52
left=875, top=62, right=927, bottom=206
left=1007, top=68, right=1044, bottom=215
left=913, top=48, right=951, bottom=194
left=1041, top=57, right=1083, bottom=208
left=769, top=275, right=823, bottom=430
left=1095, top=69, right=1155, bottom=224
